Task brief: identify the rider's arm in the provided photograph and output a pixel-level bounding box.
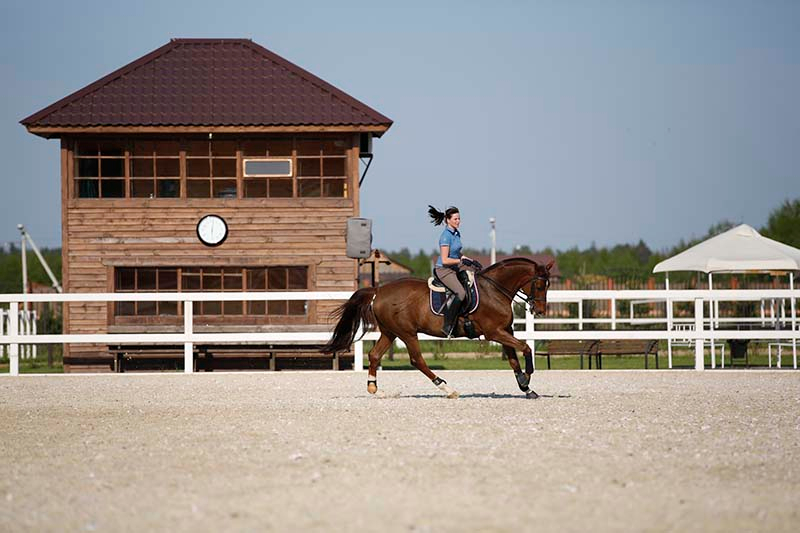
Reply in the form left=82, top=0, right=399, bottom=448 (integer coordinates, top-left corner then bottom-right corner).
left=439, top=245, right=461, bottom=267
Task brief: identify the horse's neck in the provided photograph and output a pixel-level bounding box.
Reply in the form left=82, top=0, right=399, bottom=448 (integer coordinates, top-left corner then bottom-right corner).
left=483, top=263, right=536, bottom=293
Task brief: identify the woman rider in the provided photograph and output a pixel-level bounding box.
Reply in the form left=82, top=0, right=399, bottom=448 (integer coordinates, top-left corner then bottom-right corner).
left=428, top=205, right=479, bottom=337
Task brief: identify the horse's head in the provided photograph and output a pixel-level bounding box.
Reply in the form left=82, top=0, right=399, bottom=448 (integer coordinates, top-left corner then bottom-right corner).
left=525, top=260, right=554, bottom=317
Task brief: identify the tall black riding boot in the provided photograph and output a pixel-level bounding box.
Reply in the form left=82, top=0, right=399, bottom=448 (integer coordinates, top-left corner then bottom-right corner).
left=442, top=295, right=462, bottom=338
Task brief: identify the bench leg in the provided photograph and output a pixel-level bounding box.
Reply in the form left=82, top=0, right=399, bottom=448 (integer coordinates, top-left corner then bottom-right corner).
left=547, top=354, right=551, bottom=370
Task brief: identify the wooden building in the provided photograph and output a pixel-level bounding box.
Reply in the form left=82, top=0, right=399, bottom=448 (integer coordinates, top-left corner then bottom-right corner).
left=21, top=39, right=392, bottom=372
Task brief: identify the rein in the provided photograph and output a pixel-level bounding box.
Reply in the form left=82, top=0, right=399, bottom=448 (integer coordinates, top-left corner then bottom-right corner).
left=478, top=268, right=550, bottom=312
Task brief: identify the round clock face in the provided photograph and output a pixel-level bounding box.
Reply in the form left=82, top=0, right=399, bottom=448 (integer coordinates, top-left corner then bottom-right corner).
left=196, top=214, right=228, bottom=247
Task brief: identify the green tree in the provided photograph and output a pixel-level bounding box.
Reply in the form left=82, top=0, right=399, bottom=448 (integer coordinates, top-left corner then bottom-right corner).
left=761, top=198, right=800, bottom=248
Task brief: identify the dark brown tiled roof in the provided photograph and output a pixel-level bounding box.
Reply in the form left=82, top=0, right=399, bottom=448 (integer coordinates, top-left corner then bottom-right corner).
left=21, top=38, right=392, bottom=131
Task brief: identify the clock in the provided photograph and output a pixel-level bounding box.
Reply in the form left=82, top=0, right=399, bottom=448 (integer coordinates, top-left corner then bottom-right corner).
left=196, top=214, right=228, bottom=247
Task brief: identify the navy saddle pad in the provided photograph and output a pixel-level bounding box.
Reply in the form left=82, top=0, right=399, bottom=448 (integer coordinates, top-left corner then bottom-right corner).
left=430, top=282, right=480, bottom=316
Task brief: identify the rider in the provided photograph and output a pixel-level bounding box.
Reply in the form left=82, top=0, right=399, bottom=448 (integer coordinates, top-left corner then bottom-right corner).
left=428, top=205, right=479, bottom=337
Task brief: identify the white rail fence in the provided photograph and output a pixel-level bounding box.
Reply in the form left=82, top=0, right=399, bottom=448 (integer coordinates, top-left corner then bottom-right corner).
left=0, top=289, right=797, bottom=375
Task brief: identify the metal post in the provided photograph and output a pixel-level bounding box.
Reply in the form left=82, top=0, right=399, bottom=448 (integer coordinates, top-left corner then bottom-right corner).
left=791, top=272, right=796, bottom=369
left=184, top=300, right=193, bottom=374
left=9, top=302, right=19, bottom=376
left=21, top=233, right=28, bottom=313
left=694, top=298, right=704, bottom=371
left=489, top=217, right=496, bottom=265
left=708, top=273, right=715, bottom=369
left=666, top=274, right=673, bottom=369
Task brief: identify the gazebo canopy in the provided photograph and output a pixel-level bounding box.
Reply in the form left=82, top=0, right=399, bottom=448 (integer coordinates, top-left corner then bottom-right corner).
left=653, top=224, right=800, bottom=274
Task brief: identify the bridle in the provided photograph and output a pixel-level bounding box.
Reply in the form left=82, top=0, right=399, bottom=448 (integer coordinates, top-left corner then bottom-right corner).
left=479, top=270, right=550, bottom=315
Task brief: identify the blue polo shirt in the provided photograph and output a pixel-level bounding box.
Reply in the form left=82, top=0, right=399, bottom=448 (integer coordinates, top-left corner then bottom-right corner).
left=436, top=226, right=462, bottom=267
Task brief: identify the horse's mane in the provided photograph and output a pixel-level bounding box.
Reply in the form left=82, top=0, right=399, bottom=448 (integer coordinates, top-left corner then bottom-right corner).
left=478, top=257, right=541, bottom=276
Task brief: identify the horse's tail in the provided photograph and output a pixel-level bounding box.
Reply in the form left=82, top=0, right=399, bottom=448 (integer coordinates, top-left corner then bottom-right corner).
left=321, top=287, right=377, bottom=354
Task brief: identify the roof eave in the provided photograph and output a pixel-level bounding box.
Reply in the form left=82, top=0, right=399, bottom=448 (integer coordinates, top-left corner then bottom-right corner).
left=25, top=123, right=391, bottom=139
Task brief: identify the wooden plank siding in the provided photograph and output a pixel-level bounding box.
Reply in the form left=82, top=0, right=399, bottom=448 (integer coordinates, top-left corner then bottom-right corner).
left=61, top=138, right=362, bottom=370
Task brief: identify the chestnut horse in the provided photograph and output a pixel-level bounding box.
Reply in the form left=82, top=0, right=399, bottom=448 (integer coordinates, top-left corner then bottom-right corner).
left=322, top=258, right=553, bottom=399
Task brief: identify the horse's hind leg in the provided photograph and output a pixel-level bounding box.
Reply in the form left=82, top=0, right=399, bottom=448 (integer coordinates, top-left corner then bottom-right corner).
left=367, top=332, right=395, bottom=394
left=403, top=336, right=459, bottom=399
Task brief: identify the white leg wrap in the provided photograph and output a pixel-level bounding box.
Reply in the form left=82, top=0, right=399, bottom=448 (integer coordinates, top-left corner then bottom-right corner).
left=435, top=380, right=459, bottom=399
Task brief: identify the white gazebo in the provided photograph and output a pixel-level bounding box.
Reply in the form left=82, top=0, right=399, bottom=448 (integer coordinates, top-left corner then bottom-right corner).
left=653, top=224, right=800, bottom=368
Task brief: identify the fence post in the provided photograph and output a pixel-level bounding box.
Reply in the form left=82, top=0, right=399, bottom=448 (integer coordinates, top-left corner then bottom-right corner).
left=525, top=307, right=535, bottom=371
left=9, top=302, right=19, bottom=376
left=353, top=325, right=364, bottom=371
left=790, top=272, right=796, bottom=369
left=184, top=300, right=193, bottom=374
left=0, top=308, right=6, bottom=358
left=694, top=298, right=704, bottom=371
left=611, top=297, right=616, bottom=330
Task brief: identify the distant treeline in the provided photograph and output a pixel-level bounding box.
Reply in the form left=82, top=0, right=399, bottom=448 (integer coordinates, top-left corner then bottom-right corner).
left=0, top=198, right=796, bottom=291
left=388, top=198, right=800, bottom=282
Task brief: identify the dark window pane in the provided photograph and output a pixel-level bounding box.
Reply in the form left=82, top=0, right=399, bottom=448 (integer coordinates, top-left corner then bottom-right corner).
left=247, top=269, right=266, bottom=290
left=321, top=138, right=348, bottom=155
left=132, top=140, right=155, bottom=156
left=212, top=158, right=236, bottom=177
left=138, top=300, right=156, bottom=316
left=298, top=179, right=321, bottom=197
left=116, top=301, right=135, bottom=316
left=248, top=301, right=266, bottom=315
left=117, top=268, right=135, bottom=291
left=131, top=179, right=155, bottom=198
left=297, top=158, right=320, bottom=177
left=223, top=301, right=243, bottom=315
left=77, top=179, right=99, bottom=198
left=159, top=269, right=178, bottom=291
left=268, top=139, right=293, bottom=156
left=182, top=274, right=201, bottom=291
left=269, top=179, right=293, bottom=197
left=322, top=158, right=345, bottom=176
left=288, top=267, right=307, bottom=289
left=101, top=158, right=124, bottom=177
left=244, top=159, right=290, bottom=176
left=187, top=179, right=211, bottom=198
left=186, top=140, right=209, bottom=157
left=77, top=158, right=99, bottom=177
left=268, top=268, right=287, bottom=290
left=76, top=141, right=98, bottom=156
left=223, top=273, right=242, bottom=290
left=202, top=301, right=221, bottom=315
left=98, top=141, right=124, bottom=157
left=159, top=301, right=178, bottom=316
left=138, top=269, right=156, bottom=291
left=213, top=180, right=237, bottom=198
left=297, top=140, right=321, bottom=156
left=131, top=158, right=154, bottom=177
left=157, top=179, right=180, bottom=198
left=155, top=140, right=179, bottom=156
left=288, top=300, right=306, bottom=315
left=204, top=273, right=221, bottom=290
left=268, top=300, right=288, bottom=315
left=101, top=179, right=125, bottom=198
left=241, top=140, right=268, bottom=157
left=156, top=158, right=180, bottom=176
left=211, top=141, right=236, bottom=157
left=187, top=158, right=211, bottom=177
left=323, top=179, right=345, bottom=197
left=244, top=179, right=267, bottom=198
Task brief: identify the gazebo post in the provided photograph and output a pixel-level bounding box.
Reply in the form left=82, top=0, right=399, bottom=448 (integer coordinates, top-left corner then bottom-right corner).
left=666, top=273, right=673, bottom=369
left=708, top=273, right=716, bottom=369
left=791, top=271, right=797, bottom=369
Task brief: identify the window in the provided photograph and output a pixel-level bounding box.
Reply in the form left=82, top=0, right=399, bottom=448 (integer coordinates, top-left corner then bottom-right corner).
left=186, top=140, right=237, bottom=198
left=296, top=138, right=348, bottom=197
left=130, top=140, right=180, bottom=198
left=75, top=140, right=126, bottom=198
left=114, top=266, right=308, bottom=317
left=243, top=159, right=293, bottom=198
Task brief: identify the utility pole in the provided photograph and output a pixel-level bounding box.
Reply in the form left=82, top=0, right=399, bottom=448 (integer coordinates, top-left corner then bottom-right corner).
left=489, top=217, right=496, bottom=265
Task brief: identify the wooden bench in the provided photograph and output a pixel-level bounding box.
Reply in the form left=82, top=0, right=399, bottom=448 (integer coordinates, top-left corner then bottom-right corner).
left=535, top=340, right=599, bottom=369
left=595, top=340, right=659, bottom=369
left=110, top=345, right=197, bottom=372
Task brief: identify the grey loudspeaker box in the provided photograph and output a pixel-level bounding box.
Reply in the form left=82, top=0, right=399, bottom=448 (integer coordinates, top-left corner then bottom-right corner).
left=346, top=218, right=372, bottom=258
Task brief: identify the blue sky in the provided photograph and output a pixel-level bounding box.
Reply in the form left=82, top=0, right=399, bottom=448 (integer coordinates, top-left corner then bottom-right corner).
left=1, top=0, right=798, bottom=253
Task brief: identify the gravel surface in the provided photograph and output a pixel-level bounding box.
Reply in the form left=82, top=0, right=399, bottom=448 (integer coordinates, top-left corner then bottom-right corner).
left=1, top=370, right=799, bottom=532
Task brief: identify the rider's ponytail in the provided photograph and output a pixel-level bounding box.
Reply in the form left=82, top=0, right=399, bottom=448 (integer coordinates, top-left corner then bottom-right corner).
left=428, top=205, right=459, bottom=226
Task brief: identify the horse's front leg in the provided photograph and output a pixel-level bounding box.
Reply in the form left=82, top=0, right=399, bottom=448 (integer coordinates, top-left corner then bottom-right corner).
left=403, top=335, right=459, bottom=399
left=488, top=328, right=539, bottom=399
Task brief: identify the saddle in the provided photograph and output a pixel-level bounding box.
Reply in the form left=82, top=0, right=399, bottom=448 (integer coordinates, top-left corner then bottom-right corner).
left=428, top=270, right=480, bottom=317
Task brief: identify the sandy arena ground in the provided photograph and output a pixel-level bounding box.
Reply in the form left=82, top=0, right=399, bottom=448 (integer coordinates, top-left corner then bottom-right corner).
left=1, top=370, right=799, bottom=532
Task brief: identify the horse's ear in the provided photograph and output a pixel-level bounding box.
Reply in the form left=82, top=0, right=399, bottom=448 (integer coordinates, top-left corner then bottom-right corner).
left=545, top=260, right=555, bottom=271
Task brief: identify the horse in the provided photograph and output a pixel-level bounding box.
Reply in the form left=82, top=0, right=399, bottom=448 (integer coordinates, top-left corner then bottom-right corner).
left=322, top=257, right=553, bottom=399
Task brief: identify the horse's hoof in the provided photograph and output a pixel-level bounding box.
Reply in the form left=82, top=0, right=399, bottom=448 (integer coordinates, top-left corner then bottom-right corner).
left=525, top=390, right=540, bottom=399
left=367, top=381, right=378, bottom=394
left=446, top=390, right=460, bottom=399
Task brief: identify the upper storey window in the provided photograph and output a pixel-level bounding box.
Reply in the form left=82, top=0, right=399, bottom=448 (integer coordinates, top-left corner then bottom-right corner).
left=73, top=137, right=351, bottom=199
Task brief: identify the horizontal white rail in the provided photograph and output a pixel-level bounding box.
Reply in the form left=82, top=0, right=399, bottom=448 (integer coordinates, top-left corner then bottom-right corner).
left=1, top=288, right=797, bottom=375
